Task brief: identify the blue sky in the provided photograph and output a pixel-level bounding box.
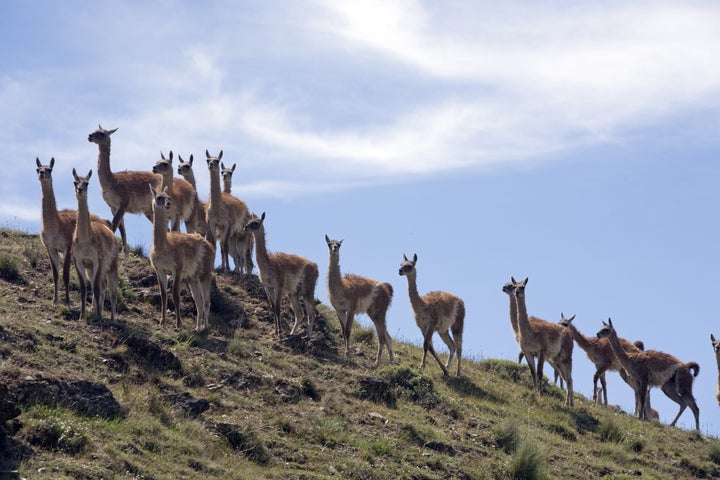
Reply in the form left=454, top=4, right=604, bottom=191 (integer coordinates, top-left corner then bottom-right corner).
left=2, top=1, right=720, bottom=435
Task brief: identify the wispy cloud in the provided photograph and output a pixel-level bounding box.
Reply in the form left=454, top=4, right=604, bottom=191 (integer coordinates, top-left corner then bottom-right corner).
left=3, top=0, right=720, bottom=223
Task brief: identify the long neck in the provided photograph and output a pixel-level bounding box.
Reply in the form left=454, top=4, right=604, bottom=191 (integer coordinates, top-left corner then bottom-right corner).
left=251, top=225, right=270, bottom=271
left=514, top=293, right=533, bottom=339
left=715, top=353, right=720, bottom=382
left=209, top=168, right=222, bottom=210
left=223, top=177, right=232, bottom=194
left=606, top=330, right=634, bottom=372
left=404, top=271, right=423, bottom=312
left=161, top=171, right=174, bottom=190
left=182, top=171, right=197, bottom=189
left=327, top=252, right=343, bottom=297
left=566, top=323, right=596, bottom=353
left=152, top=205, right=168, bottom=250
left=40, top=181, right=60, bottom=230
left=96, top=142, right=116, bottom=190
left=507, top=293, right=518, bottom=334
left=76, top=193, right=92, bottom=241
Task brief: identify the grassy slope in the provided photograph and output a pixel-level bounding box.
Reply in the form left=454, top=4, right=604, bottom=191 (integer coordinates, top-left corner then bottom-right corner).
left=0, top=228, right=719, bottom=480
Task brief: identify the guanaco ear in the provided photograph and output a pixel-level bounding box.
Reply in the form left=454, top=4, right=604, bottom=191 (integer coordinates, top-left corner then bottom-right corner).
left=188, top=154, right=193, bottom=164
left=221, top=162, right=226, bottom=170
left=36, top=157, right=41, bottom=168
left=601, top=318, right=608, bottom=327
left=206, top=149, right=211, bottom=159
left=412, top=253, right=418, bottom=263
left=325, top=234, right=331, bottom=244
left=161, top=151, right=166, bottom=160
left=403, top=253, right=408, bottom=261
left=72, top=168, right=79, bottom=180
left=567, top=314, right=576, bottom=322
left=607, top=318, right=613, bottom=327
left=712, top=333, right=716, bottom=343
left=522, top=277, right=528, bottom=286
left=218, top=150, right=223, bottom=160
left=108, top=127, right=118, bottom=135
left=87, top=169, right=92, bottom=180
left=162, top=185, right=169, bottom=194
left=231, top=163, right=236, bottom=172
left=511, top=276, right=516, bottom=284
left=260, top=211, right=266, bottom=221
left=168, top=151, right=173, bottom=161
left=149, top=183, right=157, bottom=196
left=49, top=157, right=55, bottom=169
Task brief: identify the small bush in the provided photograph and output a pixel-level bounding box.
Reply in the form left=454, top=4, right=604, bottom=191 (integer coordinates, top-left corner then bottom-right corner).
left=23, top=241, right=41, bottom=268
left=508, top=438, right=546, bottom=480
left=495, top=422, right=521, bottom=454
left=0, top=253, right=21, bottom=282
left=597, top=418, right=624, bottom=444
left=709, top=442, right=720, bottom=465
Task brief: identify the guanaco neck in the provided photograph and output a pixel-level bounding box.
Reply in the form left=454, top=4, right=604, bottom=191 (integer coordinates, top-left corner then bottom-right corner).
left=565, top=323, right=596, bottom=353
left=152, top=203, right=169, bottom=251
left=160, top=169, right=174, bottom=191
left=403, top=269, right=424, bottom=313
left=327, top=251, right=344, bottom=299
left=222, top=176, right=232, bottom=194
left=40, top=179, right=60, bottom=231
left=506, top=291, right=519, bottom=335
left=96, top=141, right=117, bottom=191
left=605, top=329, right=635, bottom=373
left=250, top=224, right=271, bottom=272
left=715, top=351, right=720, bottom=382
left=208, top=165, right=222, bottom=214
left=75, top=192, right=92, bottom=242
left=514, top=292, right=534, bottom=342
left=181, top=169, right=197, bottom=189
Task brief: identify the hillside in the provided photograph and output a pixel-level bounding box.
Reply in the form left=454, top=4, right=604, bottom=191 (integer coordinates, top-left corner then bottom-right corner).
left=0, top=227, right=719, bottom=480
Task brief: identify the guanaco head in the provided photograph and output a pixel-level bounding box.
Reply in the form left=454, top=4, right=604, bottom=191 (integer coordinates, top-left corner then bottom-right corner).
left=177, top=154, right=194, bottom=177
left=72, top=168, right=93, bottom=197
left=243, top=211, right=265, bottom=232
left=221, top=162, right=236, bottom=183
left=205, top=149, right=223, bottom=172
left=559, top=312, right=576, bottom=328
left=711, top=334, right=720, bottom=354
left=596, top=318, right=615, bottom=339
left=502, top=280, right=515, bottom=296
left=398, top=253, right=418, bottom=276
left=325, top=235, right=343, bottom=254
left=152, top=151, right=173, bottom=176
left=149, top=184, right=172, bottom=211
left=87, top=125, right=118, bottom=145
left=511, top=276, right=529, bottom=299
left=36, top=157, right=55, bottom=182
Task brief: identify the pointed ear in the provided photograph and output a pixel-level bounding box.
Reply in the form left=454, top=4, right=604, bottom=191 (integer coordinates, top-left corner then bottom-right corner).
left=87, top=170, right=92, bottom=180
left=72, top=168, right=79, bottom=180
left=108, top=127, right=118, bottom=134
left=149, top=183, right=157, bottom=196
left=162, top=185, right=169, bottom=194
left=49, top=157, right=55, bottom=169
left=339, top=239, right=344, bottom=245
left=161, top=151, right=166, bottom=160
left=522, top=277, right=528, bottom=286
left=608, top=318, right=613, bottom=327
left=601, top=319, right=608, bottom=327
left=260, top=211, right=265, bottom=220
left=325, top=234, right=330, bottom=243
left=218, top=150, right=223, bottom=160
left=206, top=149, right=211, bottom=159
left=188, top=154, right=193, bottom=164
left=712, top=333, right=716, bottom=342
left=568, top=314, right=576, bottom=322
left=36, top=157, right=41, bottom=168
left=511, top=276, right=516, bottom=284
left=231, top=163, right=236, bottom=172
left=168, top=151, right=173, bottom=161
left=412, top=253, right=418, bottom=263
left=403, top=253, right=408, bottom=261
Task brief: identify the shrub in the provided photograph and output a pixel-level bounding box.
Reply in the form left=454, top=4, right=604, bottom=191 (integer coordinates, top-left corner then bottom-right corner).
left=508, top=438, right=546, bottom=480
left=0, top=253, right=21, bottom=282
left=495, top=422, right=521, bottom=454
left=597, top=418, right=624, bottom=444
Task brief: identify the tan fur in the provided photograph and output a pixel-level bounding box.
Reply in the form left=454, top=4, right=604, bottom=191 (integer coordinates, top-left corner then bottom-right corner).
left=512, top=277, right=574, bottom=406
left=152, top=151, right=201, bottom=233
left=176, top=154, right=209, bottom=237
left=88, top=125, right=161, bottom=252
left=711, top=334, right=720, bottom=406
left=205, top=151, right=250, bottom=272
left=71, top=169, right=119, bottom=322
left=398, top=254, right=464, bottom=376
left=326, top=235, right=394, bottom=366
left=597, top=319, right=700, bottom=430
left=503, top=281, right=564, bottom=389
left=559, top=313, right=649, bottom=410
left=244, top=212, right=317, bottom=337
left=149, top=185, right=215, bottom=330
left=218, top=161, right=254, bottom=274
left=37, top=157, right=108, bottom=304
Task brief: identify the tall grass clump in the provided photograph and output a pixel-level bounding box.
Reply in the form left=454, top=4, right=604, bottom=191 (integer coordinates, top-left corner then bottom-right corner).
left=0, top=252, right=21, bottom=282
left=508, top=438, right=547, bottom=480
left=597, top=417, right=624, bottom=444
